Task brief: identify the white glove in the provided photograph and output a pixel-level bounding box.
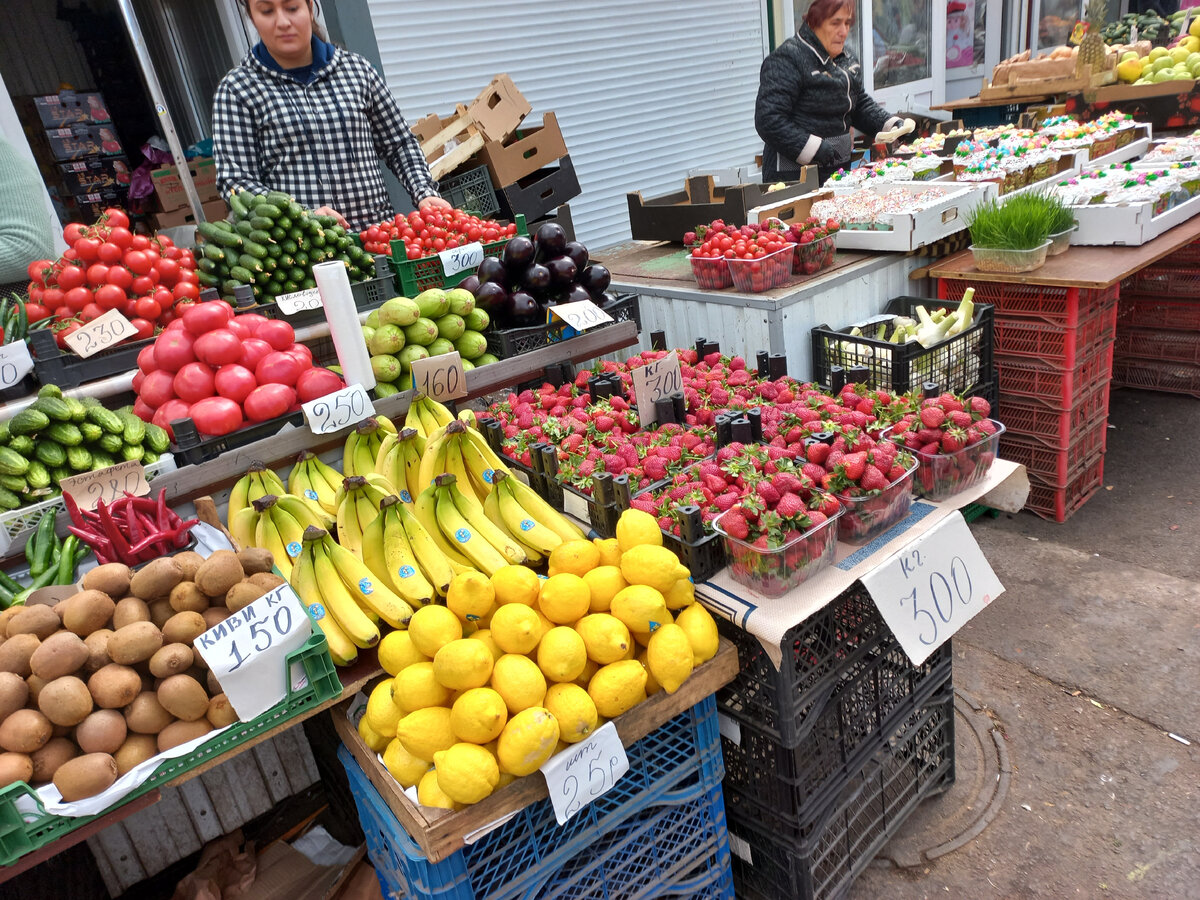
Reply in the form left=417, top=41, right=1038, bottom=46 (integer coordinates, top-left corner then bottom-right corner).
left=874, top=117, right=917, bottom=144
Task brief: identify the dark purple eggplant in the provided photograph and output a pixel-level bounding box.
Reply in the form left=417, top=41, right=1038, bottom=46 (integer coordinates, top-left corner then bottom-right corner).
left=508, top=291, right=540, bottom=325
left=566, top=284, right=592, bottom=304
left=459, top=274, right=481, bottom=296
left=579, top=263, right=611, bottom=297
left=534, top=222, right=568, bottom=260
left=545, top=256, right=578, bottom=288
left=477, top=256, right=508, bottom=286
left=520, top=263, right=551, bottom=295
left=562, top=241, right=589, bottom=271
left=501, top=235, right=536, bottom=271
left=474, top=280, right=508, bottom=312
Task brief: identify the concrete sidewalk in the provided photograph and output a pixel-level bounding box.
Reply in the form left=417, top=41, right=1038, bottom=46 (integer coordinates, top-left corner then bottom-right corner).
left=848, top=389, right=1200, bottom=899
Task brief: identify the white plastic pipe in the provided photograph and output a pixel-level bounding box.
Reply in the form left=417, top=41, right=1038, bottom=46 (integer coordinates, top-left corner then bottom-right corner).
left=313, top=261, right=376, bottom=390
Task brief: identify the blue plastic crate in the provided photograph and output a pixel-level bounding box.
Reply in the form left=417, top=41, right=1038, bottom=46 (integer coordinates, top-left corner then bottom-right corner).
left=339, top=696, right=732, bottom=900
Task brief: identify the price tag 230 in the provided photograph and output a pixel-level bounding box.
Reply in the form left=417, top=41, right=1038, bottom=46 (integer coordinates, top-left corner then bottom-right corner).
left=411, top=351, right=467, bottom=402
left=541, top=721, right=629, bottom=825
left=60, top=459, right=150, bottom=513
left=275, top=288, right=323, bottom=315
left=64, top=309, right=138, bottom=359
left=551, top=300, right=613, bottom=334
left=438, top=241, right=485, bottom=278
left=303, top=384, right=375, bottom=435
left=630, top=351, right=682, bottom=426
left=0, top=341, right=33, bottom=389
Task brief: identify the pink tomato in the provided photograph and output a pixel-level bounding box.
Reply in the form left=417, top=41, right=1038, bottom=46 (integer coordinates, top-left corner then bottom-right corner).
left=235, top=313, right=270, bottom=336
left=255, top=319, right=295, bottom=351
left=153, top=329, right=195, bottom=373
left=285, top=346, right=313, bottom=370
left=181, top=300, right=234, bottom=336
left=254, top=351, right=303, bottom=386
left=131, top=397, right=156, bottom=422
left=243, top=383, right=296, bottom=422
left=193, top=329, right=243, bottom=367
left=239, top=338, right=273, bottom=371
left=214, top=364, right=257, bottom=404
left=295, top=367, right=344, bottom=403
left=131, top=370, right=145, bottom=394
left=224, top=318, right=250, bottom=340
left=189, top=396, right=244, bottom=437
left=172, top=362, right=216, bottom=403
left=139, top=370, right=177, bottom=409
left=137, top=344, right=158, bottom=374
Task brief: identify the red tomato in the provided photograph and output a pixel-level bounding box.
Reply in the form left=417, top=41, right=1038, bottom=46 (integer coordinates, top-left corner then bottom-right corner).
left=94, top=284, right=126, bottom=311
left=40, top=287, right=63, bottom=310
left=107, top=226, right=133, bottom=250
left=135, top=297, right=162, bottom=321
left=120, top=298, right=138, bottom=319
left=62, top=223, right=86, bottom=245
left=131, top=396, right=155, bottom=421
left=74, top=237, right=101, bottom=263
left=103, top=209, right=130, bottom=230
left=239, top=338, right=273, bottom=370
left=27, top=259, right=52, bottom=283
left=55, top=265, right=86, bottom=291
left=55, top=322, right=80, bottom=349
left=105, top=266, right=133, bottom=292
left=182, top=300, right=234, bottom=336
left=193, top=329, right=243, bottom=366
left=95, top=242, right=121, bottom=265
left=172, top=282, right=200, bottom=304
left=255, top=351, right=303, bottom=386
left=124, top=250, right=152, bottom=276
left=295, top=367, right=344, bottom=403
left=53, top=305, right=71, bottom=320
left=80, top=303, right=103, bottom=322
left=244, top=383, right=296, bottom=423
left=139, top=369, right=177, bottom=408
left=64, top=286, right=92, bottom=313
left=86, top=263, right=110, bottom=287
left=24, top=303, right=49, bottom=323
left=189, top=396, right=244, bottom=437
left=130, top=234, right=151, bottom=251
left=153, top=329, right=196, bottom=373
left=129, top=317, right=154, bottom=341
left=156, top=258, right=180, bottom=283
left=137, top=344, right=158, bottom=374
left=173, top=361, right=216, bottom=403
left=214, top=364, right=257, bottom=404
left=255, top=319, right=295, bottom=351
left=131, top=275, right=155, bottom=296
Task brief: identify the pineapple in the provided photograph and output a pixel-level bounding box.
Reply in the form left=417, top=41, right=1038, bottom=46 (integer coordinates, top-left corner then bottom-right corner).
left=1076, top=0, right=1108, bottom=78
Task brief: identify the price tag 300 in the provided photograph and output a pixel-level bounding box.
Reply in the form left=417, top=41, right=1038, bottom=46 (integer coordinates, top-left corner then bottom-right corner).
left=64, top=309, right=138, bottom=359
left=0, top=341, right=34, bottom=389
left=438, top=241, right=485, bottom=278
left=541, top=721, right=629, bottom=825
left=411, top=351, right=467, bottom=402
left=630, top=351, right=682, bottom=426
left=303, top=384, right=375, bottom=435
left=551, top=300, right=613, bottom=334
left=275, top=288, right=322, bottom=315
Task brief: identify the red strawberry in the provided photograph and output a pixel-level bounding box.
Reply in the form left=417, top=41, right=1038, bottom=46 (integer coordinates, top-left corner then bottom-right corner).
left=642, top=456, right=668, bottom=481
left=592, top=414, right=615, bottom=433
left=975, top=418, right=997, bottom=436
left=657, top=516, right=674, bottom=532
left=938, top=392, right=964, bottom=413
left=630, top=497, right=655, bottom=513
left=807, top=510, right=827, bottom=527
left=888, top=463, right=908, bottom=483
left=772, top=472, right=803, bottom=494
left=919, top=407, right=945, bottom=429
left=968, top=396, right=992, bottom=418
left=860, top=464, right=888, bottom=491
left=714, top=492, right=741, bottom=511
left=839, top=452, right=867, bottom=481
left=948, top=410, right=973, bottom=429
left=755, top=481, right=781, bottom=505
left=919, top=442, right=941, bottom=456
left=802, top=462, right=828, bottom=483
left=775, top=492, right=805, bottom=519
left=806, top=442, right=832, bottom=465
left=941, top=427, right=967, bottom=453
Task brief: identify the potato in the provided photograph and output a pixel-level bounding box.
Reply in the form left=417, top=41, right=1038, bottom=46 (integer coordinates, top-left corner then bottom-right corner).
left=82, top=564, right=132, bottom=600
left=88, top=664, right=142, bottom=709
left=112, top=597, right=151, bottom=631
left=30, top=737, right=77, bottom=784
left=29, top=631, right=89, bottom=681
left=25, top=675, right=48, bottom=706
left=206, top=694, right=238, bottom=728
left=226, top=582, right=267, bottom=614
left=53, top=753, right=118, bottom=800
left=157, top=719, right=212, bottom=752
left=37, top=675, right=93, bottom=727
left=168, top=582, right=209, bottom=614
left=129, top=558, right=184, bottom=603
left=75, top=710, right=128, bottom=755
left=114, top=734, right=159, bottom=775
left=6, top=605, right=62, bottom=640
left=237, top=547, right=274, bottom=576
left=0, top=607, right=22, bottom=637
left=162, top=612, right=206, bottom=646
left=107, top=622, right=163, bottom=666
left=172, top=551, right=205, bottom=581
left=0, top=752, right=32, bottom=787
left=195, top=551, right=244, bottom=599
left=62, top=590, right=116, bottom=637
left=0, top=633, right=41, bottom=677
left=148, top=600, right=175, bottom=629
left=83, top=629, right=113, bottom=673
left=148, top=644, right=193, bottom=680
left=124, top=691, right=174, bottom=735
left=0, top=709, right=52, bottom=753
left=157, top=675, right=209, bottom=722
left=201, top=607, right=231, bottom=630
left=0, top=672, right=28, bottom=721
left=248, top=572, right=286, bottom=591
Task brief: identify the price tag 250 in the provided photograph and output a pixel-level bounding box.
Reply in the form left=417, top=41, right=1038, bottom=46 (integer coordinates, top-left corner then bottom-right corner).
left=411, top=351, right=467, bottom=402
left=64, top=309, right=138, bottom=359
left=303, top=384, right=375, bottom=435
left=0, top=341, right=33, bottom=389
left=541, top=721, right=629, bottom=825
left=630, top=351, right=682, bottom=426
left=438, top=241, right=485, bottom=278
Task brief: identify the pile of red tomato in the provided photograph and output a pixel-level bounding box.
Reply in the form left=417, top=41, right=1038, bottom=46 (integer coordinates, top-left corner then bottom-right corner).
left=358, top=207, right=520, bottom=260
left=26, top=208, right=201, bottom=350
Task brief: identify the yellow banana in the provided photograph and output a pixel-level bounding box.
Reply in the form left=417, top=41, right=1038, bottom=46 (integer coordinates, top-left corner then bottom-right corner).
left=360, top=472, right=397, bottom=501
left=492, top=471, right=563, bottom=556
left=507, top=474, right=587, bottom=543
left=312, top=541, right=380, bottom=648
left=374, top=414, right=397, bottom=435
left=268, top=502, right=306, bottom=563
left=226, top=473, right=252, bottom=530
left=422, top=396, right=455, bottom=428
left=354, top=492, right=382, bottom=556
left=336, top=480, right=368, bottom=557
left=416, top=398, right=442, bottom=436
left=291, top=540, right=358, bottom=666
left=380, top=500, right=436, bottom=606
left=255, top=505, right=292, bottom=580
left=275, top=491, right=334, bottom=531
left=484, top=487, right=544, bottom=564
left=375, top=431, right=399, bottom=474
left=394, top=499, right=455, bottom=595
left=401, top=431, right=425, bottom=503
left=413, top=485, right=477, bottom=570
left=417, top=425, right=451, bottom=493
left=361, top=504, right=392, bottom=590
left=321, top=532, right=415, bottom=629
left=433, top=476, right=509, bottom=575
left=246, top=470, right=273, bottom=503
left=457, top=408, right=477, bottom=428
left=403, top=399, right=427, bottom=440
left=289, top=451, right=339, bottom=517
left=308, top=453, right=345, bottom=513
left=229, top=505, right=260, bottom=551
left=458, top=428, right=506, bottom=498
left=256, top=465, right=287, bottom=496
left=447, top=475, right=527, bottom=565
left=444, top=435, right=482, bottom=507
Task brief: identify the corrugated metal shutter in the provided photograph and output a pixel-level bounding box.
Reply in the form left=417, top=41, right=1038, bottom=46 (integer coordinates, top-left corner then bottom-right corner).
left=367, top=0, right=766, bottom=249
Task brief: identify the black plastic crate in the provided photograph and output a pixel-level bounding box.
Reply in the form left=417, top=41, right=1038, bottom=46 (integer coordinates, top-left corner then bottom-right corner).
left=257, top=266, right=397, bottom=328
left=725, top=686, right=956, bottom=900
left=29, top=327, right=149, bottom=389
left=485, top=292, right=641, bottom=360
left=663, top=512, right=727, bottom=584
left=169, top=410, right=305, bottom=466
left=497, top=154, right=582, bottom=222
left=811, top=296, right=994, bottom=395
left=438, top=165, right=500, bottom=218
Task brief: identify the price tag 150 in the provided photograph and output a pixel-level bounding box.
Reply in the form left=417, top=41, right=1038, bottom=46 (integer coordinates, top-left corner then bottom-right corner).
left=194, top=583, right=312, bottom=721
left=411, top=351, right=467, bottom=402
left=859, top=512, right=1005, bottom=665
left=64, top=309, right=138, bottom=359
left=60, top=459, right=150, bottom=513
left=0, top=341, right=34, bottom=389
left=541, top=721, right=629, bottom=825
left=275, top=288, right=323, bottom=315
left=438, top=241, right=485, bottom=278
left=303, top=384, right=375, bottom=435
left=551, top=300, right=613, bottom=334
left=630, top=351, right=682, bottom=426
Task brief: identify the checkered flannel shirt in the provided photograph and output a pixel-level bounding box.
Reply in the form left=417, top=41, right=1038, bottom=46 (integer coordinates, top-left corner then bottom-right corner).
left=212, top=48, right=439, bottom=232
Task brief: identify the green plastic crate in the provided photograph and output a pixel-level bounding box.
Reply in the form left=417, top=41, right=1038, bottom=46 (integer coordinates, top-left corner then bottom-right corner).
left=389, top=215, right=527, bottom=296
left=0, top=631, right=339, bottom=867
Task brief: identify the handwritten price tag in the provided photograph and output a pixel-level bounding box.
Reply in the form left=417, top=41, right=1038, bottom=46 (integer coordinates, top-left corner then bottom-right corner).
left=64, top=309, right=138, bottom=358
left=275, top=288, right=323, bottom=315
left=860, top=512, right=1005, bottom=665
left=60, top=459, right=150, bottom=513
left=0, top=341, right=34, bottom=389
left=411, top=351, right=467, bottom=402
left=303, top=384, right=375, bottom=435
left=551, top=299, right=613, bottom=333
left=438, top=241, right=485, bottom=277
left=630, top=351, right=682, bottom=426
left=194, top=583, right=312, bottom=721
left=541, top=722, right=629, bottom=825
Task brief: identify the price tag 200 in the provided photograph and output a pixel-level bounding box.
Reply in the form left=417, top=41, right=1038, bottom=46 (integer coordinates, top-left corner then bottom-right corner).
left=60, top=459, right=150, bottom=513
left=438, top=241, right=485, bottom=277
left=275, top=288, right=322, bottom=315
left=411, top=351, right=467, bottom=402
left=0, top=341, right=34, bottom=389
left=630, top=351, right=682, bottom=426
left=64, top=309, right=138, bottom=359
left=859, top=512, right=1005, bottom=665
left=551, top=300, right=613, bottom=334
left=541, top=721, right=629, bottom=825
left=303, top=384, right=376, bottom=435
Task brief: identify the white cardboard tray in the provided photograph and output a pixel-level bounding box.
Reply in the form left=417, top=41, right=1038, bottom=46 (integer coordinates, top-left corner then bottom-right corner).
left=1069, top=189, right=1200, bottom=246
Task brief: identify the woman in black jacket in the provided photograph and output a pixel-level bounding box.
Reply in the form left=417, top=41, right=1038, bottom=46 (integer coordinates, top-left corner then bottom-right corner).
left=756, top=0, right=911, bottom=184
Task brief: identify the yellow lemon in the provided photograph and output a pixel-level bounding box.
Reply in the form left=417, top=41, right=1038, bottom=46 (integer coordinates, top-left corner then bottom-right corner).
left=357, top=714, right=390, bottom=752
left=637, top=650, right=661, bottom=695
left=490, top=565, right=541, bottom=606
left=468, top=628, right=504, bottom=662
left=433, top=742, right=500, bottom=805
left=631, top=629, right=652, bottom=649
left=664, top=578, right=695, bottom=610
left=543, top=683, right=598, bottom=743
left=378, top=630, right=428, bottom=676
left=490, top=653, right=547, bottom=713
left=496, top=707, right=559, bottom=775
left=392, top=661, right=452, bottom=712
left=611, top=585, right=670, bottom=634
left=593, top=537, right=622, bottom=567
left=532, top=606, right=556, bottom=643
left=407, top=605, right=463, bottom=657
left=433, top=639, right=495, bottom=690
left=538, top=573, right=591, bottom=624
left=582, top=566, right=626, bottom=613
left=536, top=626, right=587, bottom=683
left=383, top=738, right=431, bottom=788
left=446, top=570, right=496, bottom=624
left=615, top=508, right=663, bottom=552
left=365, top=678, right=405, bottom=737
left=575, top=613, right=632, bottom=664
left=620, top=545, right=690, bottom=594
left=574, top=657, right=599, bottom=688
left=450, top=687, right=508, bottom=743
left=395, top=706, right=456, bottom=762
left=587, top=660, right=648, bottom=718
left=674, top=602, right=719, bottom=665
left=417, top=768, right=458, bottom=810
left=646, top=623, right=694, bottom=693
left=489, top=603, right=542, bottom=655
left=548, top=540, right=600, bottom=577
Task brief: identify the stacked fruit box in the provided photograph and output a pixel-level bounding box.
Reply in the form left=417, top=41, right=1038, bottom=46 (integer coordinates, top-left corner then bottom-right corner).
left=938, top=279, right=1118, bottom=522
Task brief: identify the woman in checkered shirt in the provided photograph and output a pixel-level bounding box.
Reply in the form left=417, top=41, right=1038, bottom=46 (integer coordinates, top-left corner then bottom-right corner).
left=212, top=0, right=451, bottom=232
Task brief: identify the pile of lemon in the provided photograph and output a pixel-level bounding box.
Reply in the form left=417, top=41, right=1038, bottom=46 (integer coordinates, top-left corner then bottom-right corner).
left=356, top=509, right=720, bottom=810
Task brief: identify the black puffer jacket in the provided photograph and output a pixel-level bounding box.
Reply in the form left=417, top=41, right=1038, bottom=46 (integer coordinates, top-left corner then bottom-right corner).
left=755, top=25, right=900, bottom=182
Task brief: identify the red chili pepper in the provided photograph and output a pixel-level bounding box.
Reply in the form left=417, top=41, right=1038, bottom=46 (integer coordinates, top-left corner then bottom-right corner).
left=127, top=519, right=197, bottom=559
left=126, top=501, right=142, bottom=543
left=96, top=498, right=135, bottom=565
left=68, top=525, right=112, bottom=556
left=156, top=489, right=169, bottom=532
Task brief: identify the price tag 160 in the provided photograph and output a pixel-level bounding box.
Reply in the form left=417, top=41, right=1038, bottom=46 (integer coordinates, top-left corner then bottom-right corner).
left=541, top=721, right=629, bottom=825
left=0, top=341, right=34, bottom=389
left=64, top=309, right=138, bottom=359
left=630, top=351, right=682, bottom=426
left=438, top=241, right=485, bottom=277
left=275, top=288, right=323, bottom=315
left=551, top=300, right=613, bottom=334
left=194, top=583, right=312, bottom=721
left=859, top=512, right=1005, bottom=665
left=303, top=384, right=375, bottom=435
left=411, top=351, right=467, bottom=402
left=60, top=459, right=150, bottom=513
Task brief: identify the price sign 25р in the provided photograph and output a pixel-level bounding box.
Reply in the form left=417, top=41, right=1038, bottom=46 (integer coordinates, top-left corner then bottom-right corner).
left=541, top=721, right=629, bottom=825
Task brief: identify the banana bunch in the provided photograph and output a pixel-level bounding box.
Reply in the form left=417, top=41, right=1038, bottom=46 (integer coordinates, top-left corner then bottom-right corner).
left=483, top=470, right=581, bottom=564
left=227, top=463, right=287, bottom=526
left=421, top=473, right=531, bottom=576
left=234, top=493, right=331, bottom=579
left=404, top=394, right=454, bottom=440
left=343, top=415, right=396, bottom=478
left=418, top=420, right=501, bottom=505
left=374, top=428, right=424, bottom=503
left=334, top=473, right=393, bottom=557
left=362, top=494, right=455, bottom=604
left=287, top=450, right=343, bottom=517
left=291, top=525, right=416, bottom=667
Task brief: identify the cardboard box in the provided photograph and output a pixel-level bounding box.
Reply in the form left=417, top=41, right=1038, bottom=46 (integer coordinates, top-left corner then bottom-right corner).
left=29, top=91, right=110, bottom=127
left=150, top=156, right=219, bottom=212
left=58, top=155, right=132, bottom=196
left=150, top=197, right=228, bottom=231
left=826, top=182, right=994, bottom=252
left=626, top=172, right=819, bottom=242
left=476, top=112, right=568, bottom=187
left=44, top=124, right=123, bottom=161
left=1070, top=190, right=1200, bottom=246
left=465, top=73, right=531, bottom=143
left=497, top=154, right=581, bottom=222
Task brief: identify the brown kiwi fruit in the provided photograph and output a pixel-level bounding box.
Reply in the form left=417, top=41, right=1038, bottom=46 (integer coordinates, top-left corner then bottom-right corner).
left=61, top=590, right=116, bottom=637
left=0, top=709, right=52, bottom=753
left=53, top=752, right=118, bottom=800
left=6, top=605, right=62, bottom=640
left=75, top=709, right=128, bottom=755
left=30, top=737, right=77, bottom=784
left=124, top=691, right=174, bottom=735
left=161, top=612, right=207, bottom=646
left=112, top=597, right=151, bottom=630
left=129, top=558, right=185, bottom=603
left=148, top=644, right=194, bottom=679
left=81, top=563, right=132, bottom=600
left=106, top=622, right=164, bottom=666
left=0, top=633, right=41, bottom=677
left=87, top=664, right=142, bottom=709
left=194, top=551, right=245, bottom=598
left=29, top=631, right=89, bottom=681
left=156, top=675, right=209, bottom=722
left=37, top=675, right=94, bottom=726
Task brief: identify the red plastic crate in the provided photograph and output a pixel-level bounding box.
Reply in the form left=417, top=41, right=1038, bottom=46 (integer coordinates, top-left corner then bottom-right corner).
left=1111, top=357, right=1200, bottom=399
left=1024, top=451, right=1105, bottom=523
left=994, top=341, right=1113, bottom=404
left=1163, top=239, right=1200, bottom=268
left=992, top=300, right=1117, bottom=365
left=998, top=379, right=1111, bottom=448
left=1127, top=265, right=1200, bottom=298
left=1116, top=293, right=1200, bottom=331
left=939, top=279, right=1118, bottom=327
left=1000, top=417, right=1108, bottom=484
left=1115, top=328, right=1200, bottom=365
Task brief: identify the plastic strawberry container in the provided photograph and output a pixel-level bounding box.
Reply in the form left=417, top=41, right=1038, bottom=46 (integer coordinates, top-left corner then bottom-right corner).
left=712, top=502, right=843, bottom=598
left=793, top=234, right=836, bottom=275
left=835, top=457, right=918, bottom=543
left=727, top=244, right=794, bottom=293
left=687, top=253, right=733, bottom=290
left=883, top=421, right=1005, bottom=501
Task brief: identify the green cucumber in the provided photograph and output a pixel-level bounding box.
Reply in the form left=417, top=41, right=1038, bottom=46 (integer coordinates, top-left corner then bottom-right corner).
left=229, top=267, right=256, bottom=285
left=198, top=221, right=243, bottom=249
left=241, top=240, right=269, bottom=259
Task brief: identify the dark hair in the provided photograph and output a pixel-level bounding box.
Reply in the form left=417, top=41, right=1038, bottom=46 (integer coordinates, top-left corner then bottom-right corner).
left=240, top=0, right=328, bottom=42
left=804, top=0, right=856, bottom=28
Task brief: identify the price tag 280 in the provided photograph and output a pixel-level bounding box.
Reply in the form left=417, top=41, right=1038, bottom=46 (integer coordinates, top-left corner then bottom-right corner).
left=60, top=459, right=150, bottom=513
left=411, top=351, right=467, bottom=402
left=303, top=384, right=376, bottom=435
left=630, top=351, right=682, bottom=426
left=0, top=341, right=33, bottom=389
left=438, top=241, right=485, bottom=277
left=541, top=721, right=629, bottom=825
left=859, top=512, right=1005, bottom=665
left=275, top=288, right=322, bottom=315
left=64, top=309, right=138, bottom=359
left=551, top=300, right=613, bottom=334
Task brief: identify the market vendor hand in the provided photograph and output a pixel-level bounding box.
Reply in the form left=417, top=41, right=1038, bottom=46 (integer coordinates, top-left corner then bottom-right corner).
left=313, top=205, right=349, bottom=229
left=419, top=196, right=453, bottom=212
